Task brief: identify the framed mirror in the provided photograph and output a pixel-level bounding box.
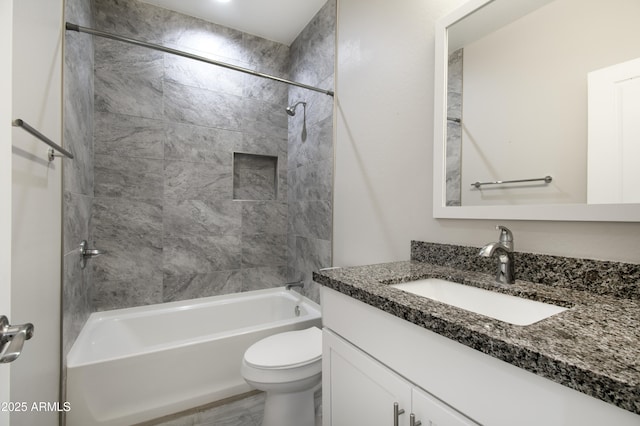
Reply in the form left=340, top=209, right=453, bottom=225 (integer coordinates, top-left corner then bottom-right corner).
left=433, top=0, right=640, bottom=221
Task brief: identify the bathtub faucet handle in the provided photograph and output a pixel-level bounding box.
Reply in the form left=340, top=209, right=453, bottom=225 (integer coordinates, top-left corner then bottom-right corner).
left=285, top=281, right=304, bottom=291
left=79, top=240, right=104, bottom=270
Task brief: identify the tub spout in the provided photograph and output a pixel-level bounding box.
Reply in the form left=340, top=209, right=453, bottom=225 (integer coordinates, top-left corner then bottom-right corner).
left=285, top=281, right=304, bottom=291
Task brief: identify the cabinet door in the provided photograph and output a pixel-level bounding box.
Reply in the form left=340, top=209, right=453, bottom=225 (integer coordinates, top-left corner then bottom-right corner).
left=412, top=387, right=479, bottom=426
left=323, top=330, right=412, bottom=426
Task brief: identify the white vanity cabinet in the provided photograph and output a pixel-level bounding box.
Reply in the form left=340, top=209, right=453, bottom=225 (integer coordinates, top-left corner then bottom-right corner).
left=323, top=328, right=478, bottom=426
left=320, top=287, right=640, bottom=426
left=412, top=386, right=478, bottom=426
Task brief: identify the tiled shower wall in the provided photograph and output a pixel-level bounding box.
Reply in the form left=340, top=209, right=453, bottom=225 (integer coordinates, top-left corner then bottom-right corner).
left=63, top=0, right=94, bottom=357
left=446, top=48, right=463, bottom=206
left=89, top=0, right=333, bottom=310
left=287, top=0, right=335, bottom=303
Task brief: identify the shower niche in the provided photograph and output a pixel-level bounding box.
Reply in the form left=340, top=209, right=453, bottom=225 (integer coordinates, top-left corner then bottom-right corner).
left=233, top=152, right=278, bottom=201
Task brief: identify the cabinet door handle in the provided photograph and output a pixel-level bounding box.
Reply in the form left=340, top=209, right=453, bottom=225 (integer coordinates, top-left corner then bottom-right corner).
left=393, top=402, right=405, bottom=426
left=410, top=413, right=422, bottom=426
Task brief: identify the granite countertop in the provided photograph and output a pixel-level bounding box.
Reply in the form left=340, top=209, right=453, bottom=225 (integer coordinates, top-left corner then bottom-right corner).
left=313, top=260, right=640, bottom=415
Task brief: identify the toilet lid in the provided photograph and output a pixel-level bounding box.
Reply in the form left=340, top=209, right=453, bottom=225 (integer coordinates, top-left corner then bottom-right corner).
left=244, top=327, right=322, bottom=369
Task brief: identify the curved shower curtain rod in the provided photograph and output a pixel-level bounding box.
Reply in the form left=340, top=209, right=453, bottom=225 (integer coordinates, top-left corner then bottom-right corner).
left=65, top=22, right=335, bottom=97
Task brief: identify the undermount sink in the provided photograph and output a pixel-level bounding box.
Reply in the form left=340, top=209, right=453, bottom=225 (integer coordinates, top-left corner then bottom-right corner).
left=390, top=278, right=568, bottom=326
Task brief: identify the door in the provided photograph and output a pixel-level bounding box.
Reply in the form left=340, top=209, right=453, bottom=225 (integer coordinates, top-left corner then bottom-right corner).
left=323, top=329, right=412, bottom=426
left=2, top=1, right=63, bottom=425
left=587, top=57, right=640, bottom=204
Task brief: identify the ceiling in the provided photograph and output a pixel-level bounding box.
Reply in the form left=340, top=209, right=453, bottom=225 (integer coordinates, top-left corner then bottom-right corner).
left=139, top=0, right=327, bottom=46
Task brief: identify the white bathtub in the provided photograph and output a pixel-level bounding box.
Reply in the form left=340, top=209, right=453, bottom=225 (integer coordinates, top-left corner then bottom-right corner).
left=66, top=287, right=322, bottom=426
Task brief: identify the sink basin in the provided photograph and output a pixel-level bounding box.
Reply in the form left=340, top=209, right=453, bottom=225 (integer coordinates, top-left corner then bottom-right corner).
left=390, top=278, right=568, bottom=326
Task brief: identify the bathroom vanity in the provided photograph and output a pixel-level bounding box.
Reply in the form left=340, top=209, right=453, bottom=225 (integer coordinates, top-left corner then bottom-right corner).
left=315, top=242, right=640, bottom=426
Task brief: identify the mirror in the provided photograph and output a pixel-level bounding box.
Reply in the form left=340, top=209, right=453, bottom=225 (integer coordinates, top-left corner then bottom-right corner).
left=433, top=0, right=640, bottom=221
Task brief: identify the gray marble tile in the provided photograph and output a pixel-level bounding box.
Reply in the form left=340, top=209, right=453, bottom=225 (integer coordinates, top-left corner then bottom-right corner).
left=164, top=159, right=233, bottom=201
left=242, top=34, right=289, bottom=76
left=241, top=34, right=289, bottom=105
left=234, top=168, right=277, bottom=200
left=241, top=201, right=287, bottom=235
left=286, top=234, right=297, bottom=279
left=164, top=81, right=244, bottom=131
left=233, top=153, right=277, bottom=200
left=288, top=76, right=334, bottom=129
left=291, top=159, right=333, bottom=202
left=292, top=236, right=331, bottom=303
left=63, top=27, right=94, bottom=197
left=234, top=151, right=277, bottom=172
left=242, top=266, right=288, bottom=292
left=447, top=49, right=464, bottom=111
left=63, top=191, right=92, bottom=256
left=446, top=121, right=462, bottom=206
left=241, top=233, right=287, bottom=268
left=240, top=98, right=288, bottom=140
left=165, top=122, right=241, bottom=163
left=94, top=38, right=164, bottom=119
left=63, top=0, right=94, bottom=380
left=276, top=158, right=288, bottom=203
left=162, top=270, right=243, bottom=303
left=289, top=200, right=332, bottom=241
left=92, top=197, right=163, bottom=284
left=92, top=276, right=163, bottom=311
left=93, top=0, right=169, bottom=43
left=94, top=111, right=165, bottom=159
left=294, top=236, right=332, bottom=276
left=243, top=73, right=289, bottom=106
left=65, top=0, right=92, bottom=25
left=446, top=49, right=463, bottom=206
left=92, top=235, right=163, bottom=285
left=238, top=132, right=286, bottom=158
left=289, top=0, right=336, bottom=87
left=163, top=235, right=242, bottom=275
left=62, top=119, right=94, bottom=197
left=94, top=154, right=164, bottom=201
left=285, top=0, right=335, bottom=303
left=92, top=197, right=163, bottom=241
left=161, top=12, right=244, bottom=62
left=290, top=114, right=333, bottom=169
left=164, top=54, right=246, bottom=97
left=164, top=199, right=241, bottom=237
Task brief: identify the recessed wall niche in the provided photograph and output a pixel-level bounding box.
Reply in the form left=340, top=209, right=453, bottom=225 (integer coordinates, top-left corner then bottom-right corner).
left=233, top=152, right=278, bottom=200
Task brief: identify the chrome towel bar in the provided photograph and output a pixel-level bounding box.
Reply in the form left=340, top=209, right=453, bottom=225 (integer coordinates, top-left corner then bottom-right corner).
left=471, top=175, right=552, bottom=189
left=12, top=119, right=74, bottom=161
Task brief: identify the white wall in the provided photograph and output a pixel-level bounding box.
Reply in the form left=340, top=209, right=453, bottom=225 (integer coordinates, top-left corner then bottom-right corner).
left=1, top=1, right=14, bottom=423
left=10, top=1, right=63, bottom=425
left=334, top=0, right=640, bottom=266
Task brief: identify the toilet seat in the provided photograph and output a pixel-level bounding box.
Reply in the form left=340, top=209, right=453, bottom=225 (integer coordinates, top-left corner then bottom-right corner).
left=241, top=326, right=322, bottom=426
left=244, top=327, right=322, bottom=369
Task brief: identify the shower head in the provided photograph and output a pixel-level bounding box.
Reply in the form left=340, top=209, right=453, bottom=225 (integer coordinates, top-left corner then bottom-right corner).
left=286, top=101, right=306, bottom=116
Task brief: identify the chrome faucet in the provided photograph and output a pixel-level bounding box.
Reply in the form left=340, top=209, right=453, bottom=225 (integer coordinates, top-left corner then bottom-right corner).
left=479, top=225, right=515, bottom=284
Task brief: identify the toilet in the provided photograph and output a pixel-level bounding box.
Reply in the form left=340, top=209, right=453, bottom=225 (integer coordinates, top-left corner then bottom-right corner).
left=241, top=327, right=322, bottom=426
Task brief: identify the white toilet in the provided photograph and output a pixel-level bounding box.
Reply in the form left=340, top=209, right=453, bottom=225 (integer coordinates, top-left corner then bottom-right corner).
left=241, top=326, right=322, bottom=426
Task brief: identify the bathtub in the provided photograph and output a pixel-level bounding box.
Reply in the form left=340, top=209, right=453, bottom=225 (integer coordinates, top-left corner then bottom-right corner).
left=66, top=287, right=322, bottom=426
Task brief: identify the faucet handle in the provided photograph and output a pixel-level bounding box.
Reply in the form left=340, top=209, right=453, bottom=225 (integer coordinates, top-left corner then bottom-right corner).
left=496, top=225, right=514, bottom=250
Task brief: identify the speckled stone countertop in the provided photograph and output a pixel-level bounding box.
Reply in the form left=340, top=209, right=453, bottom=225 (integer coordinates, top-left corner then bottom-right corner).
left=313, top=243, right=640, bottom=415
